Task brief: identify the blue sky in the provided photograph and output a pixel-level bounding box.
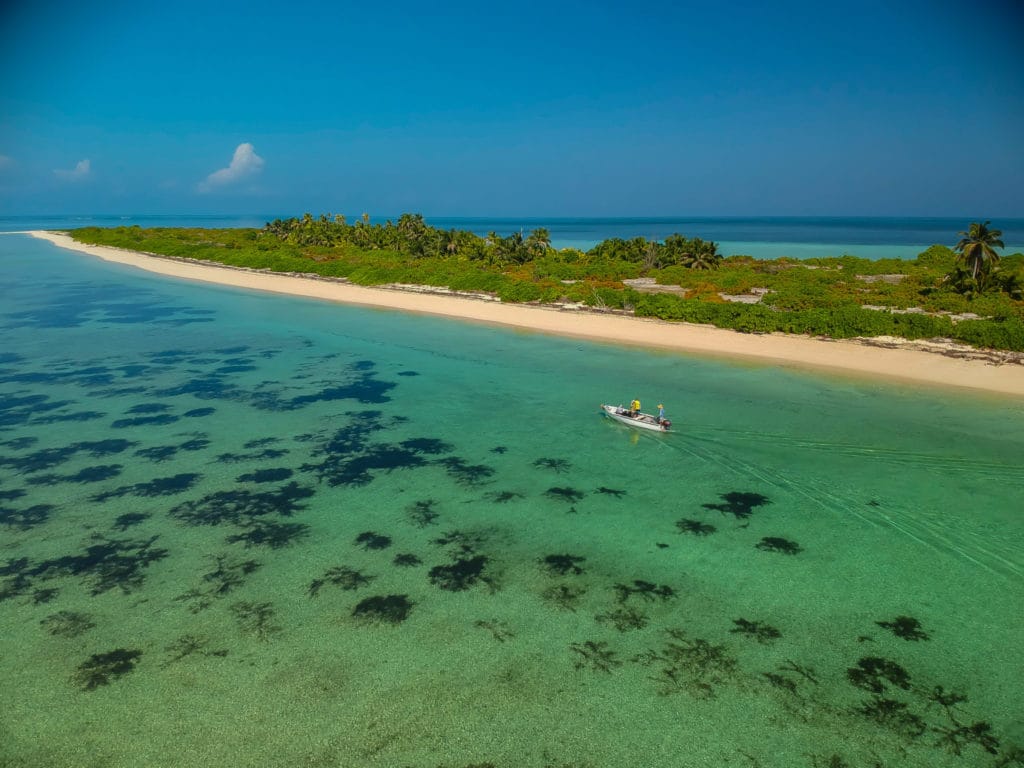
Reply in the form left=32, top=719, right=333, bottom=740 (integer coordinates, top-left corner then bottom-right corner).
left=1, top=0, right=1022, bottom=216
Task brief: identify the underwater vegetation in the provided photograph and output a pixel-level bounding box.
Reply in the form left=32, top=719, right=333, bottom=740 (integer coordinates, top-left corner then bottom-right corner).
left=876, top=615, right=931, bottom=641
left=855, top=697, right=927, bottom=739
left=540, top=554, right=586, bottom=576
left=730, top=618, right=782, bottom=644
left=183, top=407, right=216, bottom=418
left=545, top=487, right=585, bottom=503
left=474, top=619, right=515, bottom=642
left=160, top=634, right=228, bottom=668
left=0, top=502, right=53, bottom=530
left=595, top=606, right=649, bottom=632
left=436, top=456, right=496, bottom=487
left=633, top=629, right=739, bottom=698
left=230, top=601, right=281, bottom=641
left=0, top=438, right=137, bottom=473
left=25, top=463, right=123, bottom=485
left=236, top=467, right=294, bottom=483
left=429, top=555, right=492, bottom=591
left=226, top=519, right=310, bottom=548
left=355, top=531, right=392, bottom=550
left=393, top=553, right=422, bottom=567
left=40, top=610, right=95, bottom=638
left=0, top=534, right=169, bottom=601
left=846, top=657, right=912, bottom=694
left=176, top=554, right=262, bottom=612
left=755, top=536, right=803, bottom=555
left=484, top=490, right=524, bottom=503
left=352, top=594, right=414, bottom=624
left=570, top=640, right=622, bottom=673
left=112, top=512, right=151, bottom=531
left=595, top=486, right=626, bottom=497
left=613, top=580, right=675, bottom=603
left=401, top=437, right=453, bottom=454
left=72, top=648, right=142, bottom=691
left=301, top=412, right=451, bottom=486
left=168, top=481, right=315, bottom=527
left=542, top=584, right=587, bottom=612
left=675, top=518, right=717, bottom=536
left=308, top=566, right=374, bottom=596
left=91, top=472, right=202, bottom=501
left=135, top=435, right=210, bottom=462
left=702, top=491, right=771, bottom=520
left=217, top=448, right=289, bottom=463
left=111, top=413, right=179, bottom=429
left=533, top=457, right=572, bottom=473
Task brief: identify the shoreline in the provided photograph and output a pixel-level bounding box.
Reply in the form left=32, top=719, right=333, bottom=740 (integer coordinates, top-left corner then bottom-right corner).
left=28, top=230, right=1024, bottom=398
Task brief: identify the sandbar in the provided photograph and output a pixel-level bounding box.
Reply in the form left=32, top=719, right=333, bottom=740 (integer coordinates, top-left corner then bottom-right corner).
left=28, top=230, right=1024, bottom=398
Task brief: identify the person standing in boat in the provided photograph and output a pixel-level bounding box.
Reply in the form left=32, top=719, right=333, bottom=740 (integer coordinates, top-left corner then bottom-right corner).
left=657, top=404, right=666, bottom=423
left=630, top=398, right=641, bottom=417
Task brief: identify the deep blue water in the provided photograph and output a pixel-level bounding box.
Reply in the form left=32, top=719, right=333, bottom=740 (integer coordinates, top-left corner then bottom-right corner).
left=3, top=214, right=1022, bottom=260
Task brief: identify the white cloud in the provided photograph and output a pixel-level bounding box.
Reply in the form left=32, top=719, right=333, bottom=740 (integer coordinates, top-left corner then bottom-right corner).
left=198, top=143, right=264, bottom=192
left=54, top=158, right=91, bottom=182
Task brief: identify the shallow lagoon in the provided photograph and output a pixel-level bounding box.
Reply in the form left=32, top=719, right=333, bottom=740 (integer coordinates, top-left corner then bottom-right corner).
left=1, top=234, right=1022, bottom=767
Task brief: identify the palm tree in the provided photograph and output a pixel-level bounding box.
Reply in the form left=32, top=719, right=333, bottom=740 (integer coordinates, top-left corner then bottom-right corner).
left=680, top=238, right=722, bottom=270
left=954, top=220, right=1004, bottom=283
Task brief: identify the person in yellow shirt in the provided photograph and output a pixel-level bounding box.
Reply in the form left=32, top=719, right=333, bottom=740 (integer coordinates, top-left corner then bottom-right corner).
left=630, top=398, right=641, bottom=417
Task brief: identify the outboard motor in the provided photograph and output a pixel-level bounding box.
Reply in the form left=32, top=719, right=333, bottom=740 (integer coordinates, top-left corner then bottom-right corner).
left=661, top=419, right=672, bottom=430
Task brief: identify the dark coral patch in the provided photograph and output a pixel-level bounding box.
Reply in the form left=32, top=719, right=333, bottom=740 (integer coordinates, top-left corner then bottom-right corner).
left=393, top=553, right=422, bottom=567
left=435, top=456, right=495, bottom=487
left=111, top=414, right=179, bottom=429
left=545, top=487, right=585, bottom=503
left=308, top=566, right=374, bottom=596
left=355, top=531, right=392, bottom=551
left=168, top=482, right=314, bottom=527
left=112, top=512, right=151, bottom=531
left=846, top=657, right=912, bottom=694
left=126, top=403, right=172, bottom=414
left=730, top=618, right=782, bottom=644
left=183, top=407, right=216, bottom=418
left=236, top=467, right=294, bottom=484
left=702, top=491, right=771, bottom=520
left=613, top=580, right=675, bottom=603
left=533, top=457, right=572, bottom=473
left=540, top=554, right=586, bottom=576
left=676, top=518, right=716, bottom=536
left=875, top=615, right=930, bottom=641
left=227, top=520, right=309, bottom=549
left=41, top=610, right=96, bottom=638
left=0, top=503, right=54, bottom=530
left=92, top=473, right=201, bottom=502
left=428, top=556, right=489, bottom=591
left=72, top=649, right=142, bottom=691
left=755, top=537, right=803, bottom=555
left=352, top=594, right=414, bottom=624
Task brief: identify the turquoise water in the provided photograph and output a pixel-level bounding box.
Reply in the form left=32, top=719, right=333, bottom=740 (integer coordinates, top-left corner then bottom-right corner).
left=3, top=215, right=1023, bottom=260
left=1, top=234, right=1023, bottom=767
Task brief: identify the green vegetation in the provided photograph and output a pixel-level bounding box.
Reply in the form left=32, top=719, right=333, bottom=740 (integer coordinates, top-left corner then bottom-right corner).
left=70, top=215, right=1024, bottom=352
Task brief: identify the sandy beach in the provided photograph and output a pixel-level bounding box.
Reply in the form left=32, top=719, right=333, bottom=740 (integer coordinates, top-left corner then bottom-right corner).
left=28, top=230, right=1024, bottom=397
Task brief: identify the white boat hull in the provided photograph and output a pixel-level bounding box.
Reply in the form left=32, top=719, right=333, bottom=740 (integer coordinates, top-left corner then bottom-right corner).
left=600, top=404, right=671, bottom=432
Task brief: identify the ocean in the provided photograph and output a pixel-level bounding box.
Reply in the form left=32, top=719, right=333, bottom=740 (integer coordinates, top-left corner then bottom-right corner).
left=0, top=232, right=1022, bottom=767
left=3, top=214, right=1024, bottom=260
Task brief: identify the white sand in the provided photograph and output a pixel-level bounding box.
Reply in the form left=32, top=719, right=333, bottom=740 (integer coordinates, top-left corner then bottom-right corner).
left=29, top=231, right=1024, bottom=397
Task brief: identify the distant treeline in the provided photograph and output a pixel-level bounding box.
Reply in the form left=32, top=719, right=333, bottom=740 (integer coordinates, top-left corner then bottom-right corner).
left=263, top=212, right=724, bottom=269
left=69, top=215, right=1024, bottom=352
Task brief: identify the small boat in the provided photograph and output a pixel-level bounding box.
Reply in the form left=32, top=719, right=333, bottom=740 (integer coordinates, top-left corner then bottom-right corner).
left=600, top=404, right=671, bottom=432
